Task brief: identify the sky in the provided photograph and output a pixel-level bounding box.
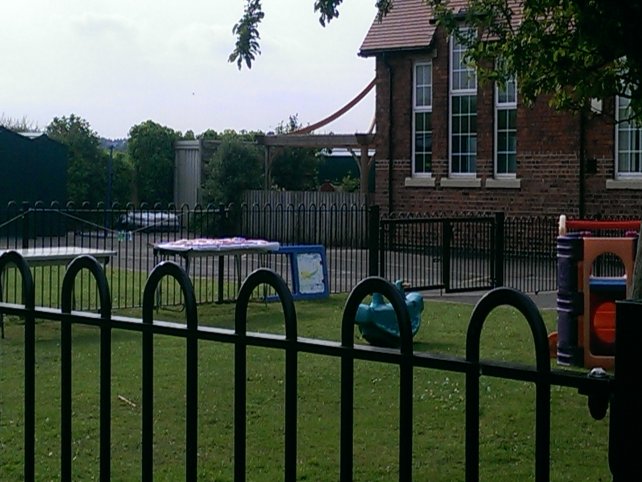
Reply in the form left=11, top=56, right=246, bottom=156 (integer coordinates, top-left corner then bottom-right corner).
left=1, top=1, right=377, bottom=139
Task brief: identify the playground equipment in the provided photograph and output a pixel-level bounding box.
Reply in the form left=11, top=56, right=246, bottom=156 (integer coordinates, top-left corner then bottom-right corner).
left=554, top=216, right=639, bottom=369
left=355, top=280, right=424, bottom=347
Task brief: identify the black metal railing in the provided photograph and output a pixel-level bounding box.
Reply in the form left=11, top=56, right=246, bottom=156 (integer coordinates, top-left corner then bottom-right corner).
left=1, top=251, right=639, bottom=480
left=372, top=212, right=560, bottom=294
left=1, top=201, right=609, bottom=305
left=373, top=212, right=505, bottom=293
left=503, top=215, right=558, bottom=293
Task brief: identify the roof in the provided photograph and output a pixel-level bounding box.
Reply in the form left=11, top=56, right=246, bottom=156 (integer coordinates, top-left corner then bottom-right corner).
left=359, top=0, right=512, bottom=57
left=359, top=0, right=435, bottom=56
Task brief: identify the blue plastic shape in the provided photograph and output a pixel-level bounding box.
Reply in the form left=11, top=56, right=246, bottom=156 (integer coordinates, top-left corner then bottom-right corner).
left=589, top=276, right=626, bottom=292
left=354, top=280, right=424, bottom=347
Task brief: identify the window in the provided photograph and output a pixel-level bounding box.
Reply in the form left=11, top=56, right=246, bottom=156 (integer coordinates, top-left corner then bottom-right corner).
left=616, top=95, right=642, bottom=178
left=413, top=61, right=432, bottom=175
left=495, top=76, right=517, bottom=176
left=450, top=31, right=477, bottom=176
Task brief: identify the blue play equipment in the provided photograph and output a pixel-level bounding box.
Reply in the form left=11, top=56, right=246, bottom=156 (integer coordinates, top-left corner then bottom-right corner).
left=354, top=280, right=424, bottom=347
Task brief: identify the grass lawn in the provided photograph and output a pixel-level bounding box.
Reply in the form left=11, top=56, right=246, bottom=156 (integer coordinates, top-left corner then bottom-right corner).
left=0, top=291, right=611, bottom=481
left=1, top=264, right=233, bottom=311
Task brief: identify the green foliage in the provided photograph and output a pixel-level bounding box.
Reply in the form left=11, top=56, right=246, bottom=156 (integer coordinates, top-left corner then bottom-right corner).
left=429, top=0, right=642, bottom=120
left=46, top=114, right=106, bottom=204
left=313, top=0, right=345, bottom=26
left=340, top=173, right=360, bottom=192
left=202, top=131, right=263, bottom=206
left=198, top=128, right=260, bottom=142
left=127, top=120, right=179, bottom=204
left=270, top=115, right=319, bottom=191
left=229, top=0, right=265, bottom=69
left=270, top=148, right=319, bottom=190
left=225, top=128, right=259, bottom=143
left=230, top=0, right=393, bottom=68
left=109, top=150, right=135, bottom=205
left=198, top=128, right=220, bottom=140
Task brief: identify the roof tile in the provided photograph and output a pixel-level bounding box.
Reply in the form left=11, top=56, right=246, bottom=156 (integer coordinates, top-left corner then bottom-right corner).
left=359, top=0, right=519, bottom=56
left=359, top=0, right=435, bottom=56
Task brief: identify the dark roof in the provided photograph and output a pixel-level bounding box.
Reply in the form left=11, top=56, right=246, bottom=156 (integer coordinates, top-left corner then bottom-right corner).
left=359, top=0, right=511, bottom=57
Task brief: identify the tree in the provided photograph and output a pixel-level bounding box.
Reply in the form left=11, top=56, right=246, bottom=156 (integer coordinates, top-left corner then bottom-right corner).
left=202, top=131, right=264, bottom=206
left=198, top=129, right=220, bottom=140
left=230, top=0, right=642, bottom=120
left=269, top=115, right=320, bottom=191
left=340, top=174, right=360, bottom=193
left=430, top=1, right=642, bottom=120
left=46, top=114, right=106, bottom=204
left=182, top=130, right=196, bottom=140
left=109, top=150, right=136, bottom=205
left=128, top=121, right=179, bottom=204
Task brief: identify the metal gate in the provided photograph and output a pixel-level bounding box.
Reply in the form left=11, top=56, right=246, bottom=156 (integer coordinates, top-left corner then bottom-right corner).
left=375, top=211, right=504, bottom=293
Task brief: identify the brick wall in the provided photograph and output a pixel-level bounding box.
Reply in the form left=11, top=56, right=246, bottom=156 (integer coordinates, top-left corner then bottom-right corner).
left=371, top=29, right=642, bottom=219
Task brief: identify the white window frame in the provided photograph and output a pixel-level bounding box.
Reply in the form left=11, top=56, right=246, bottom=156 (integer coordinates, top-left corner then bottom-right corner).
left=494, top=76, right=517, bottom=178
left=615, top=95, right=642, bottom=179
left=412, top=60, right=433, bottom=177
left=449, top=30, right=477, bottom=177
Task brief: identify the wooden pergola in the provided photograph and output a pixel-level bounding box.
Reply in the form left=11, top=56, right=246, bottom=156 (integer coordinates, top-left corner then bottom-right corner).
left=255, top=133, right=376, bottom=197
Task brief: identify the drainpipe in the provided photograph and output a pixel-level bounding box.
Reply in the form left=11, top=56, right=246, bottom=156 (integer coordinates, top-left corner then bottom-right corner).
left=579, top=108, right=587, bottom=218
left=383, top=53, right=395, bottom=214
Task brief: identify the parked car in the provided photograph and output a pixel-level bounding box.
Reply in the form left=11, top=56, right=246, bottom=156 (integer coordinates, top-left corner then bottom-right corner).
left=117, top=211, right=180, bottom=232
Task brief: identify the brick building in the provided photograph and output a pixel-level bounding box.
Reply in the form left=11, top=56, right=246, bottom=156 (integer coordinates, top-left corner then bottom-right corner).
left=358, top=0, right=642, bottom=218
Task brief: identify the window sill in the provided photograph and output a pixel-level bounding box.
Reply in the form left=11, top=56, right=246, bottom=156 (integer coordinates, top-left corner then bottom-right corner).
left=606, top=179, right=642, bottom=190
left=439, top=177, right=482, bottom=188
left=405, top=177, right=436, bottom=187
left=485, top=178, right=521, bottom=189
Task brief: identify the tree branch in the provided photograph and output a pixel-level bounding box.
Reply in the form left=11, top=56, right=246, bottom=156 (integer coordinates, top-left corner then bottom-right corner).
left=228, top=0, right=264, bottom=69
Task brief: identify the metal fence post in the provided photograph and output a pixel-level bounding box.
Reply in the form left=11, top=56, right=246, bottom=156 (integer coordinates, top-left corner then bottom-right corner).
left=368, top=205, right=380, bottom=276
left=230, top=203, right=243, bottom=237
left=609, top=299, right=642, bottom=480
left=21, top=202, right=30, bottom=249
left=217, top=203, right=225, bottom=237
left=442, top=220, right=451, bottom=291
left=494, top=212, right=505, bottom=287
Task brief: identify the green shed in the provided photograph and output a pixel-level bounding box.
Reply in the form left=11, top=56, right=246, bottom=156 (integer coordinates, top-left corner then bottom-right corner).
left=0, top=127, right=68, bottom=237
left=0, top=127, right=68, bottom=206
